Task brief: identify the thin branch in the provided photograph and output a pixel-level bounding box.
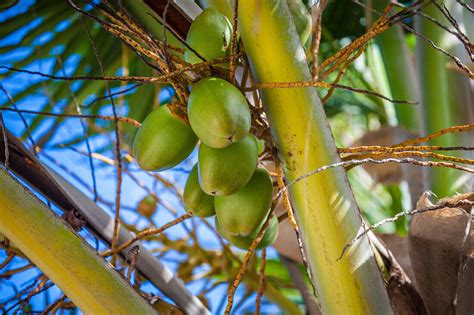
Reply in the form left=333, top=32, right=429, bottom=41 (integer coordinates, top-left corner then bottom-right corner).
left=343, top=150, right=474, bottom=166
left=0, top=66, right=156, bottom=82
left=229, top=0, right=239, bottom=82
left=363, top=0, right=471, bottom=60
left=254, top=248, right=266, bottom=315
left=352, top=1, right=473, bottom=78
left=396, top=123, right=474, bottom=146
left=0, top=108, right=141, bottom=127
left=277, top=157, right=474, bottom=199
left=59, top=144, right=178, bottom=216
left=126, top=245, right=140, bottom=282
left=456, top=0, right=474, bottom=13
left=245, top=80, right=418, bottom=104
left=161, top=0, right=173, bottom=72
left=101, top=214, right=191, bottom=257
left=310, top=0, right=328, bottom=80
left=0, top=84, right=36, bottom=151
left=0, top=111, right=8, bottom=169
left=338, top=144, right=474, bottom=153
left=339, top=199, right=474, bottom=260
left=431, top=2, right=472, bottom=61
left=101, top=2, right=161, bottom=51
left=53, top=51, right=98, bottom=201
left=394, top=14, right=473, bottom=79
left=321, top=46, right=365, bottom=104
left=78, top=13, right=124, bottom=266
left=42, top=295, right=66, bottom=315
left=0, top=253, right=14, bottom=270
left=275, top=163, right=298, bottom=230
left=225, top=211, right=274, bottom=314
left=143, top=12, right=206, bottom=64
left=0, top=263, right=34, bottom=278
left=318, top=2, right=396, bottom=72
left=84, top=83, right=142, bottom=108
left=275, top=159, right=317, bottom=296
left=39, top=150, right=125, bottom=213
left=4, top=278, right=54, bottom=313
left=69, top=0, right=176, bottom=71
left=0, top=0, right=18, bottom=11
left=0, top=54, right=232, bottom=85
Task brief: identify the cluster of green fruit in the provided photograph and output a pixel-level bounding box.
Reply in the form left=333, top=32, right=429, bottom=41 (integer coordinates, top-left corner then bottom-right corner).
left=133, top=76, right=278, bottom=249
left=132, top=8, right=283, bottom=250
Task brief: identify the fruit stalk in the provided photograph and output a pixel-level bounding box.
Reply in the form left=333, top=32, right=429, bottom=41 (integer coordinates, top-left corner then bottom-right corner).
left=0, top=168, right=157, bottom=314
left=238, top=1, right=393, bottom=313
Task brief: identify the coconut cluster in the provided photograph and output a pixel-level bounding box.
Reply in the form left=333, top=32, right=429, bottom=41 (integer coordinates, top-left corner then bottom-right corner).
left=132, top=8, right=278, bottom=250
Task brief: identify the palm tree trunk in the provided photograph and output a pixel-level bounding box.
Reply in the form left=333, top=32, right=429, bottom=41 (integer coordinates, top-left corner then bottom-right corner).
left=238, top=1, right=393, bottom=313
left=0, top=168, right=157, bottom=314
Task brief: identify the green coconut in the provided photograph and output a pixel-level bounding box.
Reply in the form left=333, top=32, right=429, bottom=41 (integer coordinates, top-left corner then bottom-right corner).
left=215, top=167, right=273, bottom=237
left=183, top=164, right=215, bottom=217
left=215, top=216, right=279, bottom=250
left=256, top=138, right=266, bottom=155
left=287, top=0, right=312, bottom=45
left=184, top=8, right=233, bottom=65
left=198, top=134, right=258, bottom=196
left=132, top=106, right=198, bottom=172
left=188, top=77, right=251, bottom=149
left=136, top=195, right=158, bottom=218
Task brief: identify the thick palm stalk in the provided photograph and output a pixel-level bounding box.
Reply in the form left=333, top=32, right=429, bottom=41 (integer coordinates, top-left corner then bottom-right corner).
left=416, top=2, right=455, bottom=196
left=370, top=1, right=423, bottom=208
left=238, top=1, right=392, bottom=314
left=373, top=1, right=419, bottom=132
left=376, top=30, right=418, bottom=130
left=0, top=168, right=157, bottom=314
left=0, top=131, right=209, bottom=314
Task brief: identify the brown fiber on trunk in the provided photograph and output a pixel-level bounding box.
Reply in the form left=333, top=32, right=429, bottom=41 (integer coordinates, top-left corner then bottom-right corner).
left=408, top=192, right=474, bottom=315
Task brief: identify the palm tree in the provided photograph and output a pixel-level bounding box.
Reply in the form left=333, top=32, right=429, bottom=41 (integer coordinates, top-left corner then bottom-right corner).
left=0, top=0, right=472, bottom=313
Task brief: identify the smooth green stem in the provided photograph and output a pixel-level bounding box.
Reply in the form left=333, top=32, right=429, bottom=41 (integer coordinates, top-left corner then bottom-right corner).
left=366, top=41, right=398, bottom=126
left=0, top=168, right=157, bottom=314
left=239, top=1, right=392, bottom=314
left=416, top=2, right=455, bottom=196
left=373, top=1, right=419, bottom=132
